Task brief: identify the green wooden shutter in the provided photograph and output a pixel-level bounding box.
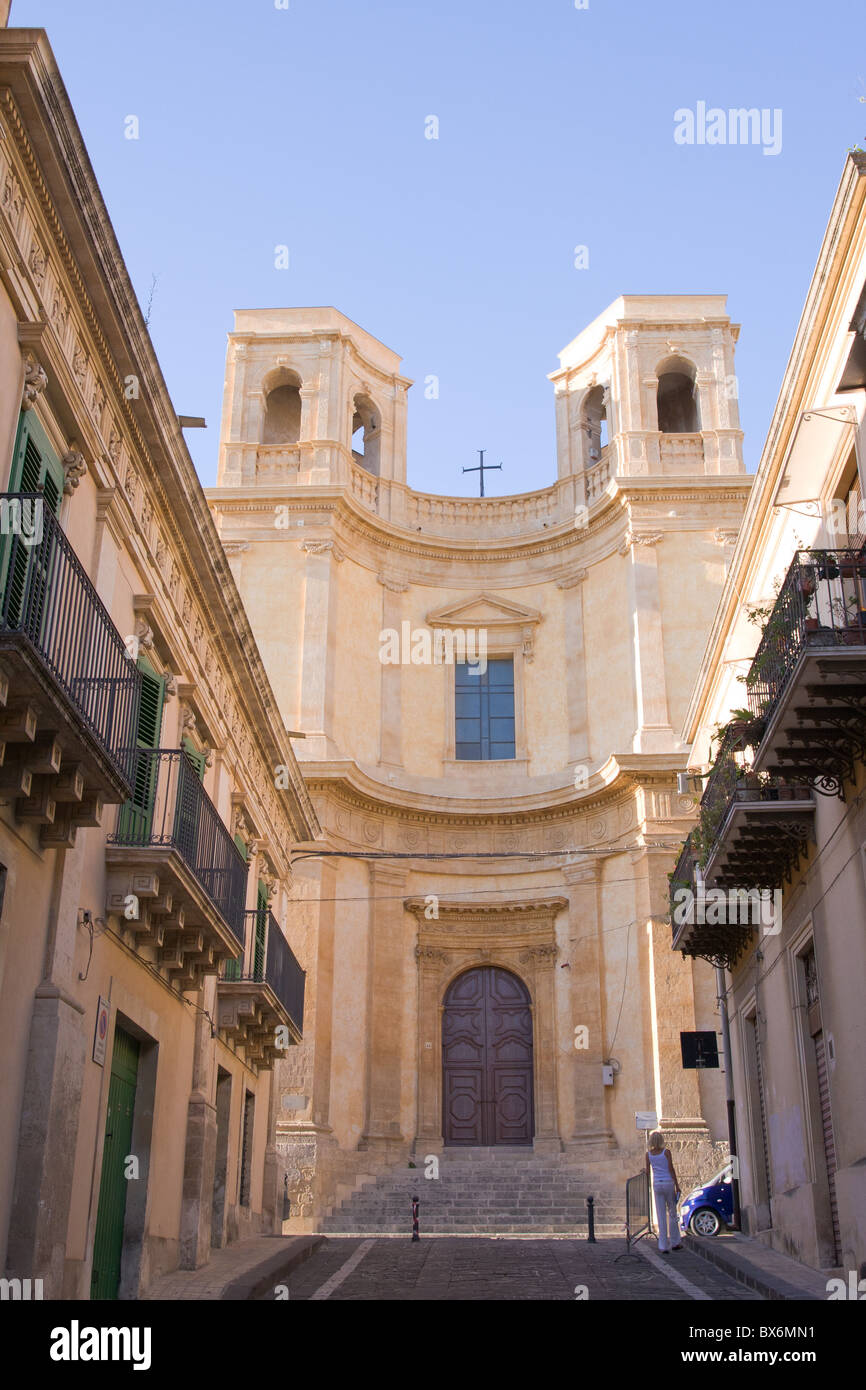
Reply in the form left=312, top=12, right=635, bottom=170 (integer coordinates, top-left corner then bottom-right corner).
left=136, top=666, right=165, bottom=749
left=253, top=881, right=268, bottom=979
left=9, top=411, right=64, bottom=504
left=222, top=835, right=248, bottom=981
left=117, top=661, right=164, bottom=841
left=2, top=412, right=64, bottom=627
left=182, top=736, right=206, bottom=782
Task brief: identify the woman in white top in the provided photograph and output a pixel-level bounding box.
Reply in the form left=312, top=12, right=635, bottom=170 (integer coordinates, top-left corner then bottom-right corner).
left=645, top=1130, right=683, bottom=1253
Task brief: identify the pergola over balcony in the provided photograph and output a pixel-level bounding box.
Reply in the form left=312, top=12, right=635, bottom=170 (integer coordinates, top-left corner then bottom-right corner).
left=746, top=549, right=866, bottom=796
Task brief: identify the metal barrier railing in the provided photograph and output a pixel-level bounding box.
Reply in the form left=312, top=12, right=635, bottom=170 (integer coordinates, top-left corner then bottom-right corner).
left=618, top=1169, right=651, bottom=1260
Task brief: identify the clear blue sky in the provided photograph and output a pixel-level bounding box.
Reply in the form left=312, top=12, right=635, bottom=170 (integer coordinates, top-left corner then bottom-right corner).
left=10, top=0, right=866, bottom=495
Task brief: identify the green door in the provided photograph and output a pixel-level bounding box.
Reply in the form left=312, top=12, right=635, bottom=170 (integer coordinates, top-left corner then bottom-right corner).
left=91, top=1027, right=140, bottom=1300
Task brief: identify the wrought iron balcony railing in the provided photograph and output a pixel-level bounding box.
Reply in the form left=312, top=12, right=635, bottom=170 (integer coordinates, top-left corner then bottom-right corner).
left=695, top=733, right=813, bottom=884
left=0, top=493, right=141, bottom=790
left=745, top=548, right=866, bottom=722
left=108, top=749, right=246, bottom=944
left=222, top=907, right=306, bottom=1034
left=669, top=833, right=699, bottom=944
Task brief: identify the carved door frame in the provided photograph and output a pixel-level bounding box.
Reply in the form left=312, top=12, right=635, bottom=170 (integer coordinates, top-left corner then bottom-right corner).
left=407, top=896, right=566, bottom=1151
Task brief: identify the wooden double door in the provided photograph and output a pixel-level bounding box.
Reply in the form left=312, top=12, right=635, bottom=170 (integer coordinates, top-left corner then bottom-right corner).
left=442, top=966, right=534, bottom=1146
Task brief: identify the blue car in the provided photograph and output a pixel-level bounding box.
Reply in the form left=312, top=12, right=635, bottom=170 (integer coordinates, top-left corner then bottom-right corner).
left=679, top=1163, right=733, bottom=1237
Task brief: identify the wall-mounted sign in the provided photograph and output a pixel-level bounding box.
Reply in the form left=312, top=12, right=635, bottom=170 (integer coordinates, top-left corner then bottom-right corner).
left=680, top=1030, right=720, bottom=1069
left=93, top=996, right=110, bottom=1066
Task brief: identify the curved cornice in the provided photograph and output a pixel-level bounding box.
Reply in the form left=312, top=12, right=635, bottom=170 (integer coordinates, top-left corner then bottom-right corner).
left=207, top=475, right=751, bottom=570
left=301, top=752, right=690, bottom=826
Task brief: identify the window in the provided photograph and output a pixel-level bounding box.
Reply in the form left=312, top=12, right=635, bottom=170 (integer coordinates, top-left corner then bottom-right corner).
left=455, top=658, right=515, bottom=761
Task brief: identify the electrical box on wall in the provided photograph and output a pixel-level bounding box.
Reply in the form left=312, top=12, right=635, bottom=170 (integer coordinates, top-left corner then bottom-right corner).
left=601, top=1064, right=614, bottom=1086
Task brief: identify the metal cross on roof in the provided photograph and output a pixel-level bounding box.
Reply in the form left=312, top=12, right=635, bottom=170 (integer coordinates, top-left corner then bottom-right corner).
left=462, top=449, right=503, bottom=498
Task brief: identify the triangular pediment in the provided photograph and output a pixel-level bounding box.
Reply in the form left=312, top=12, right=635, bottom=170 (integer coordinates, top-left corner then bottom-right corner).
left=426, top=592, right=542, bottom=629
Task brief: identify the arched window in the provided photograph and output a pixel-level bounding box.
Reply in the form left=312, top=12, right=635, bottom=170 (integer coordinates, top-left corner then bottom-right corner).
left=351, top=393, right=380, bottom=476
left=262, top=370, right=302, bottom=445
left=582, top=385, right=608, bottom=464
left=657, top=358, right=699, bottom=434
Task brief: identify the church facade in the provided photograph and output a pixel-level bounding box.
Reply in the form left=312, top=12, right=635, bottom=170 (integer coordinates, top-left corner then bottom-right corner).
left=207, top=297, right=752, bottom=1223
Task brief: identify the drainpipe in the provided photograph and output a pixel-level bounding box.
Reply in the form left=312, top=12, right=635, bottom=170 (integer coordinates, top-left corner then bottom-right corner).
left=715, top=964, right=741, bottom=1231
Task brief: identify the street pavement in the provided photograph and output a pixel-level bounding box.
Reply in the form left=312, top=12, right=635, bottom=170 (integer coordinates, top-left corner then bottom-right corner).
left=261, top=1235, right=766, bottom=1301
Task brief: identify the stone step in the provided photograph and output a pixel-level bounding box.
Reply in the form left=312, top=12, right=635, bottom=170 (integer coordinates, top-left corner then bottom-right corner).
left=322, top=1223, right=625, bottom=1234
left=322, top=1149, right=633, bottom=1232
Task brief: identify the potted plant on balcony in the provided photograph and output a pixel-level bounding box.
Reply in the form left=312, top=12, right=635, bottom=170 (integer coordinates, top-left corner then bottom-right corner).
left=717, top=708, right=767, bottom=750
left=731, top=762, right=762, bottom=799
left=798, top=563, right=817, bottom=599
left=816, top=554, right=840, bottom=582
left=837, top=550, right=862, bottom=580
left=692, top=800, right=726, bottom=868
left=829, top=592, right=866, bottom=643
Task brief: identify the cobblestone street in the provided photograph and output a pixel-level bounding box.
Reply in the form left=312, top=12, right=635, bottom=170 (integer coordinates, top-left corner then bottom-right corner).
left=264, top=1236, right=766, bottom=1302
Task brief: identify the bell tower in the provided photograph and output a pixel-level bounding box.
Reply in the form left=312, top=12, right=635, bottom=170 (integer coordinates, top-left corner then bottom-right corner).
left=550, top=294, right=745, bottom=498
left=217, top=307, right=411, bottom=490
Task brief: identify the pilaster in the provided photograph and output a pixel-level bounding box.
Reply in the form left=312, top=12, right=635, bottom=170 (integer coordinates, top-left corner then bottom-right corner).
left=621, top=531, right=675, bottom=752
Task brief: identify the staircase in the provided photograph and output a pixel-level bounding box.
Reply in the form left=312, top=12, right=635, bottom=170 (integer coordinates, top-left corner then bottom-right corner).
left=321, top=1148, right=628, bottom=1235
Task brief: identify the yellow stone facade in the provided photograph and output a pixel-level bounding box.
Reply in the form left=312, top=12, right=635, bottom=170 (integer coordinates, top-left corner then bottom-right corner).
left=208, top=297, right=752, bottom=1222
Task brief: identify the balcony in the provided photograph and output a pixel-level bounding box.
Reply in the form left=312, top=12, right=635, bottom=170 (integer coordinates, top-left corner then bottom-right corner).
left=585, top=449, right=613, bottom=503
left=745, top=549, right=866, bottom=796
left=218, top=908, right=306, bottom=1068
left=105, top=750, right=247, bottom=991
left=0, top=495, right=141, bottom=846
left=670, top=734, right=815, bottom=967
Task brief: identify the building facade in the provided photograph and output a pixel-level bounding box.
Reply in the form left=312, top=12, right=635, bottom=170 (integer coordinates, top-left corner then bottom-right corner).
left=208, top=295, right=752, bottom=1223
left=673, top=154, right=866, bottom=1275
left=0, top=30, right=318, bottom=1299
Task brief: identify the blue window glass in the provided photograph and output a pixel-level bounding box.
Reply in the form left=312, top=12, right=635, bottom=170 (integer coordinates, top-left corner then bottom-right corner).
left=455, top=658, right=515, bottom=761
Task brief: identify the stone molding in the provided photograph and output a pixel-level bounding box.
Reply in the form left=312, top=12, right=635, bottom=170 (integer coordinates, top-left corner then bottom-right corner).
left=619, top=530, right=664, bottom=555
